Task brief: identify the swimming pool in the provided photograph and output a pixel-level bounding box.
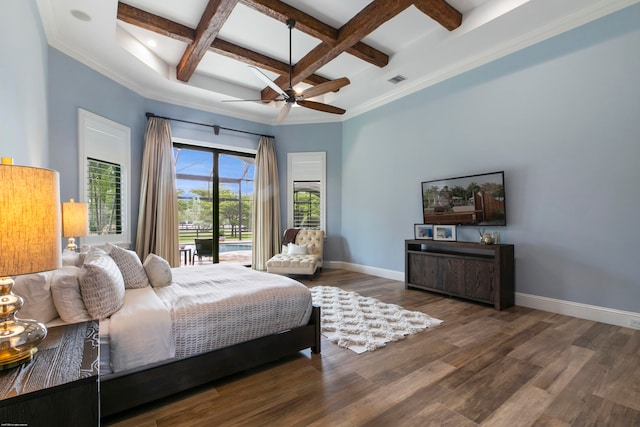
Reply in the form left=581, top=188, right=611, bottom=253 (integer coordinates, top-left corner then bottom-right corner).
left=219, top=243, right=252, bottom=253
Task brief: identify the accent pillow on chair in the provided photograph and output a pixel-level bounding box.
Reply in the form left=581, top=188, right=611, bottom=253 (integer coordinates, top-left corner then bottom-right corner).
left=287, top=243, right=308, bottom=255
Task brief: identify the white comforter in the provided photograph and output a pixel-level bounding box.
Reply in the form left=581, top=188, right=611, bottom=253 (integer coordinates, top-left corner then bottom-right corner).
left=107, top=263, right=313, bottom=372
left=108, top=287, right=175, bottom=372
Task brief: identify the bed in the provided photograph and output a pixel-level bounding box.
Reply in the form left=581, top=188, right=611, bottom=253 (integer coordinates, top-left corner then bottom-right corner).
left=13, top=245, right=320, bottom=418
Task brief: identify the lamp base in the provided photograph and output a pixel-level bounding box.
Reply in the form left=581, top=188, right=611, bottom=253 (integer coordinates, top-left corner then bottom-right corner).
left=0, top=277, right=47, bottom=370
left=0, top=344, right=38, bottom=371
left=66, top=237, right=77, bottom=252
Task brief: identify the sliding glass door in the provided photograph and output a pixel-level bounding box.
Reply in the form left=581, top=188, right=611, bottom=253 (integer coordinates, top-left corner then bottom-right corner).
left=173, top=144, right=254, bottom=265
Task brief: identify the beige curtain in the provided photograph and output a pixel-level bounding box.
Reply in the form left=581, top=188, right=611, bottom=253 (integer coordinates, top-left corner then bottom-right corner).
left=252, top=136, right=281, bottom=270
left=135, top=118, right=180, bottom=267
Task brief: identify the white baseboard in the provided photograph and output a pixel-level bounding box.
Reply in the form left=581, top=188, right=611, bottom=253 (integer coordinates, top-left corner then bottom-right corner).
left=515, top=293, right=640, bottom=330
left=324, top=261, right=404, bottom=281
left=324, top=262, right=640, bottom=330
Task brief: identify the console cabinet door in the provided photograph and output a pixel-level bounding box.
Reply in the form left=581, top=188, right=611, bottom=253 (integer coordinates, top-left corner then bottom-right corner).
left=440, top=257, right=465, bottom=296
left=407, top=253, right=439, bottom=289
left=463, top=258, right=495, bottom=302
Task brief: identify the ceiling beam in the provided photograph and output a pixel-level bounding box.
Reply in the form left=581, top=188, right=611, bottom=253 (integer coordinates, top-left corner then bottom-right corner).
left=260, top=0, right=462, bottom=100
left=241, top=0, right=389, bottom=68
left=118, top=0, right=462, bottom=100
left=209, top=39, right=330, bottom=86
left=262, top=0, right=416, bottom=100
left=413, top=0, right=462, bottom=31
left=117, top=2, right=193, bottom=43
left=176, top=0, right=239, bottom=82
left=117, top=2, right=329, bottom=86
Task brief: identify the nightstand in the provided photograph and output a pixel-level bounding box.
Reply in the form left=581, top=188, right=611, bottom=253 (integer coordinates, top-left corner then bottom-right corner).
left=0, top=321, right=99, bottom=426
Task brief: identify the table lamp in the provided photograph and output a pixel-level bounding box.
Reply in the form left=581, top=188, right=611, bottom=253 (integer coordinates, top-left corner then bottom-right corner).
left=62, top=198, right=88, bottom=251
left=0, top=158, right=61, bottom=370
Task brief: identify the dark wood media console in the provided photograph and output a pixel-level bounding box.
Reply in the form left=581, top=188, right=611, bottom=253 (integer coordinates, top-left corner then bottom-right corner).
left=405, top=240, right=514, bottom=310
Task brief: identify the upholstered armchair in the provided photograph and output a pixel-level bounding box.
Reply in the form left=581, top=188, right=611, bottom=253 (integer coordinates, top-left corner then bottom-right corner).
left=266, top=229, right=324, bottom=277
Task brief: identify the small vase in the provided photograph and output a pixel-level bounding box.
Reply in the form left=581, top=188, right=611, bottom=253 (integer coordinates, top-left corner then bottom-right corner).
left=480, top=233, right=494, bottom=245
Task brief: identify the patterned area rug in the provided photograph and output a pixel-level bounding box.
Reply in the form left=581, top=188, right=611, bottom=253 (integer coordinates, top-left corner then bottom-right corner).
left=310, top=286, right=443, bottom=354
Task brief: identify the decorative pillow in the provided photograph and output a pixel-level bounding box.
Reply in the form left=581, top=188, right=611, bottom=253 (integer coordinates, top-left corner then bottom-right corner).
left=79, top=253, right=125, bottom=319
left=62, top=249, right=80, bottom=267
left=82, top=246, right=108, bottom=264
left=287, top=243, right=308, bottom=255
left=78, top=244, right=97, bottom=266
left=282, top=245, right=289, bottom=255
left=50, top=266, right=92, bottom=323
left=143, top=254, right=173, bottom=287
left=13, top=271, right=58, bottom=323
left=107, top=243, right=150, bottom=289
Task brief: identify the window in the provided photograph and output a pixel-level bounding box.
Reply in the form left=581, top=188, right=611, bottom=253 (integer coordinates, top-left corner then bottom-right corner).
left=86, top=158, right=122, bottom=235
left=174, top=141, right=255, bottom=264
left=287, top=152, right=325, bottom=231
left=293, top=181, right=321, bottom=229
left=78, top=109, right=131, bottom=246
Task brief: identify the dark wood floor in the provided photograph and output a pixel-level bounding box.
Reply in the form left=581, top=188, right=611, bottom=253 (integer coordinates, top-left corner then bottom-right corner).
left=104, top=268, right=640, bottom=427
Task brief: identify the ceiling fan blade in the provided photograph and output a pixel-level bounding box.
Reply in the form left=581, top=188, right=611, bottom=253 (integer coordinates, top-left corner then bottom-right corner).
left=276, top=103, right=293, bottom=123
left=248, top=66, right=288, bottom=99
left=297, top=100, right=346, bottom=115
left=222, top=97, right=285, bottom=103
left=221, top=99, right=277, bottom=103
left=299, top=77, right=350, bottom=100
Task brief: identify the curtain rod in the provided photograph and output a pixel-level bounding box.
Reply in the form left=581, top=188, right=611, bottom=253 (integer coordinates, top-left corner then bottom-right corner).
left=145, top=112, right=274, bottom=139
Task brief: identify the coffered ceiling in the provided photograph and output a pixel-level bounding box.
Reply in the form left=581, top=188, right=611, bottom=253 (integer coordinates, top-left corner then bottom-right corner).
left=36, top=0, right=637, bottom=124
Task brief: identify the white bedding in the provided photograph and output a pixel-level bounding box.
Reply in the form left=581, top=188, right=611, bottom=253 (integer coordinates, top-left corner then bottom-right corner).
left=106, top=263, right=312, bottom=372
left=108, top=287, right=175, bottom=372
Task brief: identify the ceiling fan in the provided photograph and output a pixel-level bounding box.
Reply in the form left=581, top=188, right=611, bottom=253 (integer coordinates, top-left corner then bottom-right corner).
left=228, top=19, right=350, bottom=123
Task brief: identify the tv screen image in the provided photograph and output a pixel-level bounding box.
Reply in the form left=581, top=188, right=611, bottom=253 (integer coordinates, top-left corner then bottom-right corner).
left=421, top=171, right=506, bottom=226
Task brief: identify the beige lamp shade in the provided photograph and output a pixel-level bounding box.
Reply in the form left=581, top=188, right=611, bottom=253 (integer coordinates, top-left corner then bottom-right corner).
left=62, top=199, right=89, bottom=238
left=0, top=162, right=61, bottom=369
left=0, top=164, right=61, bottom=275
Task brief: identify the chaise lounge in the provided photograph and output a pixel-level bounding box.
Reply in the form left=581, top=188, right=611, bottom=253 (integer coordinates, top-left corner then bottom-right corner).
left=266, top=229, right=324, bottom=277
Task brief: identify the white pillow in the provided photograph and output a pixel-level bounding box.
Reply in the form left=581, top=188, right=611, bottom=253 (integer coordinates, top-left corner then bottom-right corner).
left=79, top=253, right=125, bottom=319
left=78, top=244, right=94, bottom=265
left=62, top=249, right=80, bottom=267
left=83, top=246, right=108, bottom=264
left=13, top=271, right=58, bottom=323
left=282, top=245, right=289, bottom=255
left=50, top=266, right=91, bottom=323
left=107, top=243, right=150, bottom=289
left=287, top=243, right=308, bottom=255
left=143, top=254, right=173, bottom=287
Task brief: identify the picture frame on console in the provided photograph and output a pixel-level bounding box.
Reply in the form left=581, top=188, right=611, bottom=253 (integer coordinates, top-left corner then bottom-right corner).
left=433, top=224, right=457, bottom=241
left=414, top=224, right=433, bottom=240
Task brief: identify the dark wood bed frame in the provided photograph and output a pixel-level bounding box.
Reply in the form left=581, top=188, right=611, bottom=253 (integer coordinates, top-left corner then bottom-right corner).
left=100, top=305, right=321, bottom=418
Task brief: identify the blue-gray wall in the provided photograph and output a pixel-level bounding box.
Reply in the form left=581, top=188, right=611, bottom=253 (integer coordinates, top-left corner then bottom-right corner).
left=47, top=48, right=276, bottom=246
left=341, top=5, right=640, bottom=312
left=5, top=0, right=639, bottom=314
left=48, top=48, right=146, bottom=214
left=273, top=123, right=343, bottom=260
left=0, top=0, right=49, bottom=167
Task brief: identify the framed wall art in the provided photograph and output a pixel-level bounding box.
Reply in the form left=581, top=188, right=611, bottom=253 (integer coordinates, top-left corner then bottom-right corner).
left=414, top=224, right=433, bottom=240
left=433, top=224, right=457, bottom=241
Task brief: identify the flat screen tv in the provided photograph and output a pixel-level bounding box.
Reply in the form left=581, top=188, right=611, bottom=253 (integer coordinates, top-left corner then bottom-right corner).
left=421, top=171, right=506, bottom=226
